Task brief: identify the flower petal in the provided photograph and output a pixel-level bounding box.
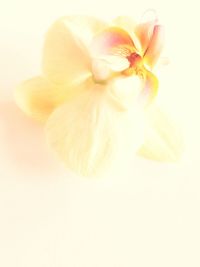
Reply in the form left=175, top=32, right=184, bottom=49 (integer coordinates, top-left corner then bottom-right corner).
left=107, top=75, right=143, bottom=110
left=43, top=16, right=107, bottom=86
left=135, top=20, right=157, bottom=54
left=91, top=26, right=135, bottom=57
left=91, top=26, right=136, bottom=78
left=91, top=56, right=130, bottom=82
left=143, top=25, right=164, bottom=69
left=45, top=79, right=144, bottom=176
left=138, top=68, right=158, bottom=105
left=112, top=16, right=142, bottom=51
left=113, top=15, right=163, bottom=66
left=15, top=76, right=93, bottom=122
left=45, top=81, right=116, bottom=176
left=94, top=55, right=130, bottom=72
left=15, top=77, right=62, bottom=122
left=138, top=106, right=183, bottom=161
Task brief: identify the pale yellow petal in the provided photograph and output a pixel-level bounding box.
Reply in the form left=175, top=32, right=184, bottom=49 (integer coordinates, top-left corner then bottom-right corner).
left=107, top=75, right=143, bottom=111
left=43, top=16, right=107, bottom=86
left=15, top=76, right=92, bottom=123
left=45, top=82, right=113, bottom=176
left=91, top=56, right=130, bottom=82
left=93, top=55, right=130, bottom=72
left=138, top=106, right=183, bottom=161
left=15, top=77, right=61, bottom=122
left=141, top=67, right=159, bottom=103
left=61, top=16, right=108, bottom=47
left=45, top=79, right=145, bottom=176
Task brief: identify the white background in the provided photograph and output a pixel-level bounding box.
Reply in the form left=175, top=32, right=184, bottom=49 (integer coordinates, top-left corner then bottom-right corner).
left=0, top=0, right=200, bottom=266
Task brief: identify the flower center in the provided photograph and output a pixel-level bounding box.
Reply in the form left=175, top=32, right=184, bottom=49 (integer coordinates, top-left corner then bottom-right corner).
left=91, top=52, right=144, bottom=84
left=127, top=52, right=142, bottom=68
left=122, top=52, right=143, bottom=76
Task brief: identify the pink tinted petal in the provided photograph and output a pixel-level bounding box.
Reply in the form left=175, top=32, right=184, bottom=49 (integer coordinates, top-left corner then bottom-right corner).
left=143, top=25, right=164, bottom=69
left=112, top=16, right=141, bottom=51
left=91, top=27, right=135, bottom=57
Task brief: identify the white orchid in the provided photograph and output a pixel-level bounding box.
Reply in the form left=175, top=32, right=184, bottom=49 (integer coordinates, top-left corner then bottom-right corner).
left=15, top=15, right=182, bottom=176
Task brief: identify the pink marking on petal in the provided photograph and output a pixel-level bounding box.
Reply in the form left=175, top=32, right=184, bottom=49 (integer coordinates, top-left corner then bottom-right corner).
left=91, top=27, right=135, bottom=56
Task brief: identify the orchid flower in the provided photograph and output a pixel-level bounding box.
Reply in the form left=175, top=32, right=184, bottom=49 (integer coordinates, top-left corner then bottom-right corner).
left=15, top=15, right=182, bottom=176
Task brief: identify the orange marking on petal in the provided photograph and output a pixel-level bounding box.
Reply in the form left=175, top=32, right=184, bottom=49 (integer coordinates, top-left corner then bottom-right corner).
left=135, top=20, right=156, bottom=54
left=144, top=25, right=164, bottom=69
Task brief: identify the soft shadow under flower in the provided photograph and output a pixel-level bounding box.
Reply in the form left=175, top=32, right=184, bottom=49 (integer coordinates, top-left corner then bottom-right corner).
left=0, top=100, right=60, bottom=177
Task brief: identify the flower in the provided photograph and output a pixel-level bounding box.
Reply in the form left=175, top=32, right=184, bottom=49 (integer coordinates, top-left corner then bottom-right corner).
left=15, top=15, right=182, bottom=176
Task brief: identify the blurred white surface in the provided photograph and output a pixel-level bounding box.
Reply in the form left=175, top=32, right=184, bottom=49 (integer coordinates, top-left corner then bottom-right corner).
left=0, top=0, right=200, bottom=266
